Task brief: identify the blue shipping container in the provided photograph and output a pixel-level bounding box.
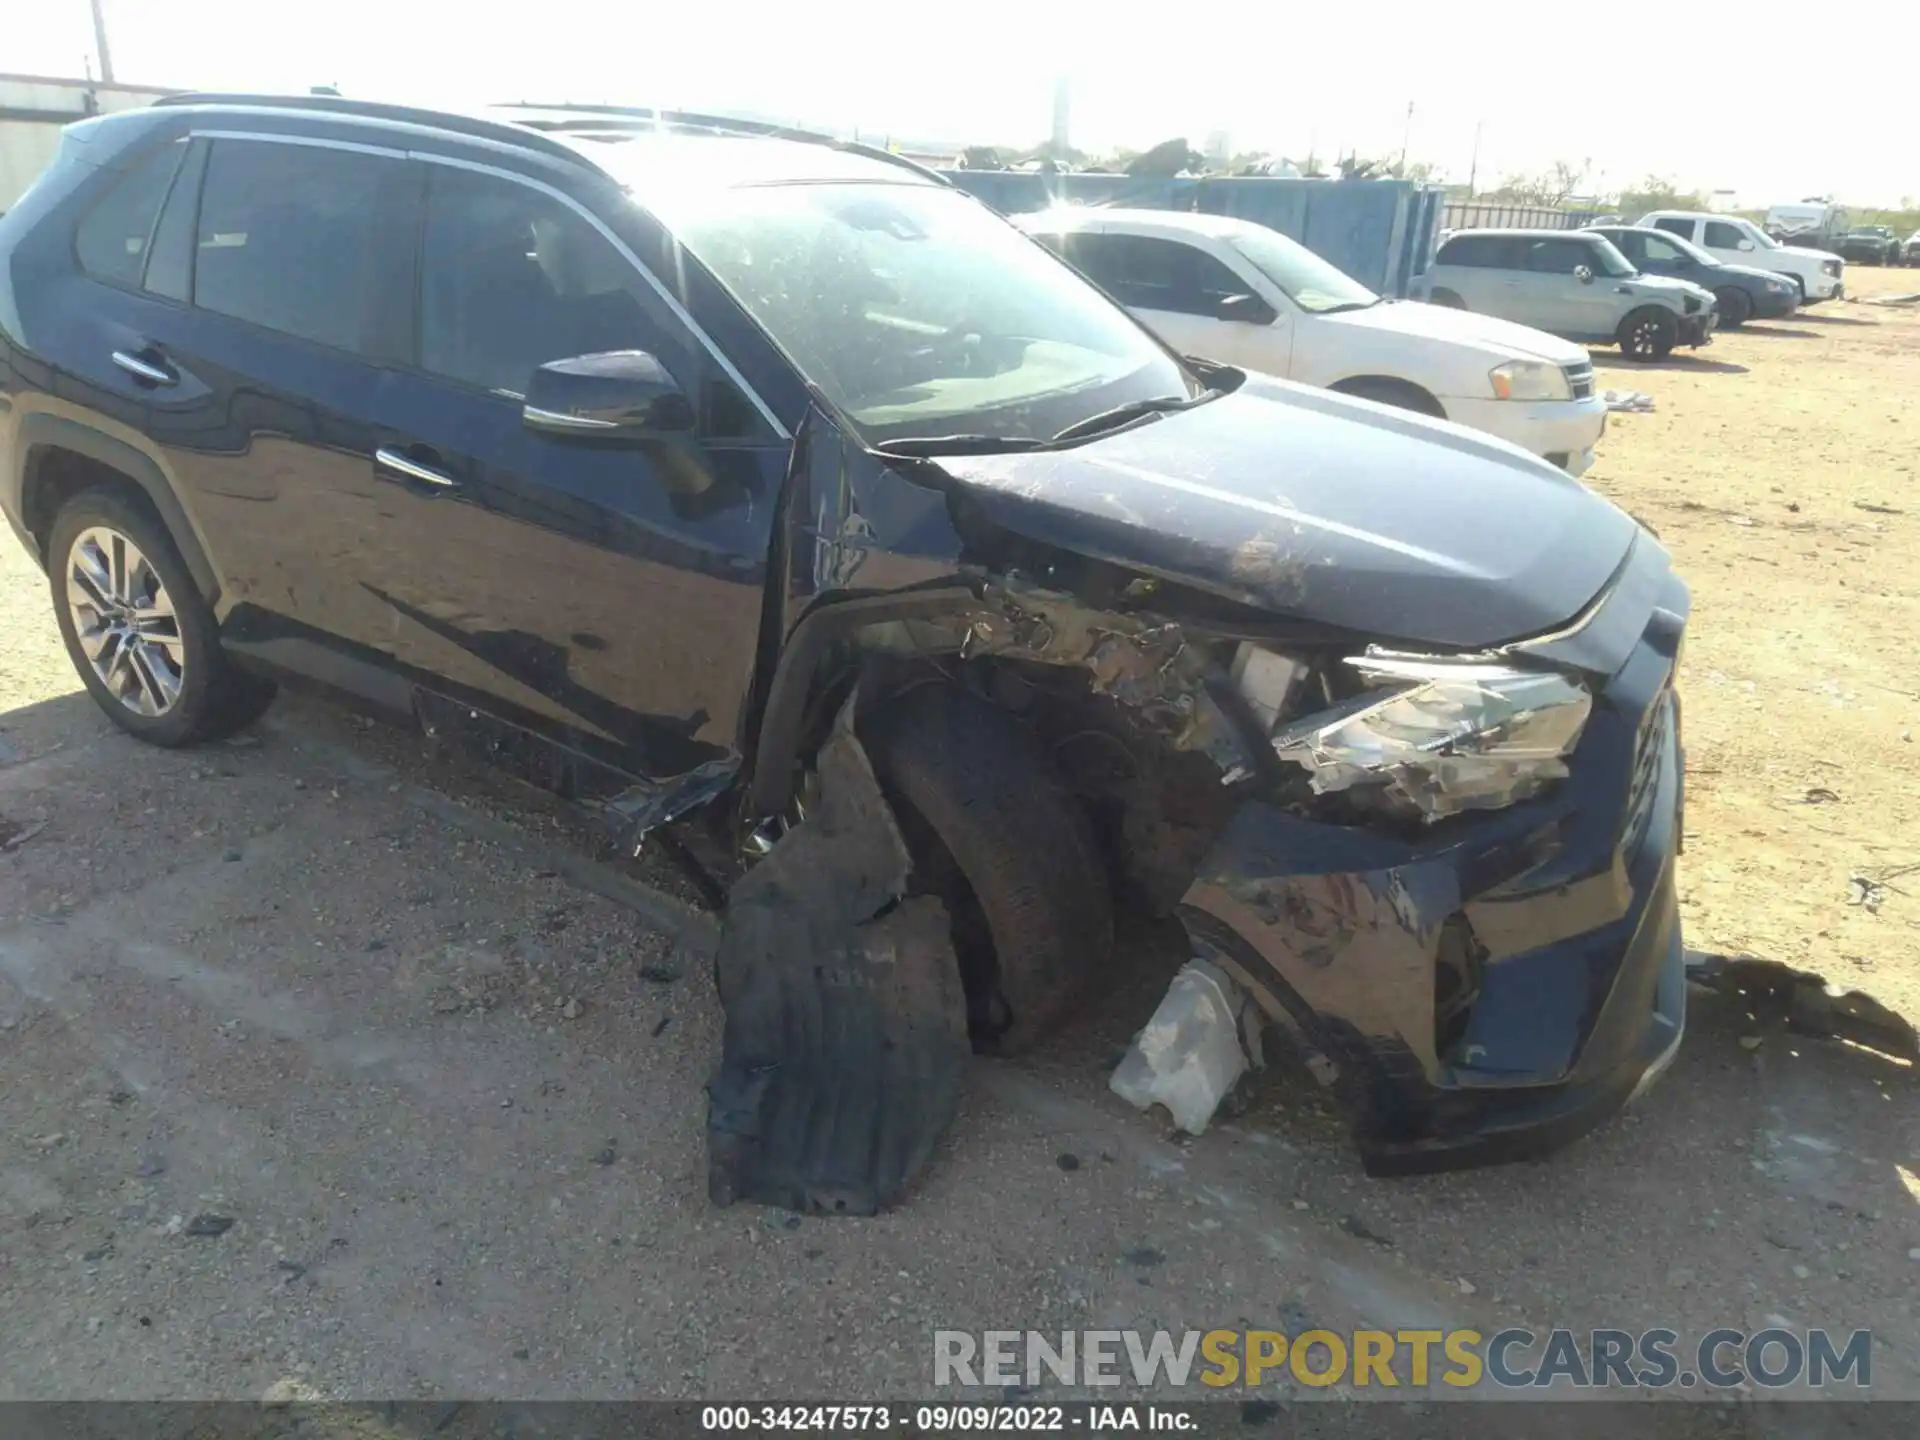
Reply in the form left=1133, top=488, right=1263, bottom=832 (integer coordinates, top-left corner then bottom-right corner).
left=941, top=171, right=1446, bottom=300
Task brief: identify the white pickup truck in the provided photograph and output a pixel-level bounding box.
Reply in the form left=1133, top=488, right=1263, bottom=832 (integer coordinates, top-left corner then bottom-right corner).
left=1636, top=210, right=1844, bottom=303
left=1015, top=208, right=1609, bottom=476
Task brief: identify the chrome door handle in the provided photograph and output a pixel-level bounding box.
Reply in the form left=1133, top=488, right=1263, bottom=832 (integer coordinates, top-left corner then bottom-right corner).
left=374, top=447, right=458, bottom=488
left=111, top=350, right=176, bottom=386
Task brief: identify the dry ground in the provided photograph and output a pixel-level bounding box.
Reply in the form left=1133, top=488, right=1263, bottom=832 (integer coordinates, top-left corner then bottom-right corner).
left=2, top=271, right=1919, bottom=1428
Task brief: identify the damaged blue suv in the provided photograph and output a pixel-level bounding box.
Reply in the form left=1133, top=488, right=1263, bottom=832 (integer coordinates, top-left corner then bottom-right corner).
left=0, top=96, right=1687, bottom=1210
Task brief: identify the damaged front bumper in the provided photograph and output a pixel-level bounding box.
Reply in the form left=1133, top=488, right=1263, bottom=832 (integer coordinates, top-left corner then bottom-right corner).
left=1181, top=581, right=1688, bottom=1175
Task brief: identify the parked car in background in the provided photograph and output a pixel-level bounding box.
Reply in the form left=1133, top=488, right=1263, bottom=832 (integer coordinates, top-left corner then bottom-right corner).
left=1764, top=200, right=1848, bottom=249
left=1425, top=229, right=1716, bottom=360
left=1906, top=232, right=1920, bottom=266
left=1637, top=211, right=1843, bottom=303
left=1016, top=209, right=1608, bottom=475
left=1584, top=225, right=1797, bottom=328
left=1838, top=226, right=1898, bottom=265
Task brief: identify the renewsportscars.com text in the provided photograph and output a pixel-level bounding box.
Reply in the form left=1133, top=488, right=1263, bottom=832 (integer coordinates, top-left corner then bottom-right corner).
left=933, top=1327, right=1872, bottom=1391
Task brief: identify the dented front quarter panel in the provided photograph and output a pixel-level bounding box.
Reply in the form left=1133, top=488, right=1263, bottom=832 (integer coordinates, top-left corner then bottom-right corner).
left=1179, top=584, right=1689, bottom=1173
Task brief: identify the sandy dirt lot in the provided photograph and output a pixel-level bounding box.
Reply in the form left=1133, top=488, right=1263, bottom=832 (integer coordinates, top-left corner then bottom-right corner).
left=2, top=271, right=1918, bottom=1430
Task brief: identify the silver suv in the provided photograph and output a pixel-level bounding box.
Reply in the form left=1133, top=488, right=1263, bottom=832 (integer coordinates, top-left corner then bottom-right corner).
left=1425, top=229, right=1717, bottom=361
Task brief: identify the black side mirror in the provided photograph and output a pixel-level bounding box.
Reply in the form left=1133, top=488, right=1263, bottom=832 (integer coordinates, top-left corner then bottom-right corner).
left=1216, top=292, right=1278, bottom=325
left=523, top=351, right=695, bottom=441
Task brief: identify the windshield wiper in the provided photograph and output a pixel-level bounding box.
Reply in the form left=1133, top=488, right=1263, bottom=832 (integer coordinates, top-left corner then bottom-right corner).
left=874, top=434, right=1048, bottom=458
left=1313, top=300, right=1379, bottom=315
left=1047, top=393, right=1208, bottom=445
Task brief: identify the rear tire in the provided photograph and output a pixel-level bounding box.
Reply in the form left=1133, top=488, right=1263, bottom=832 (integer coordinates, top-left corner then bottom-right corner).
left=48, top=486, right=276, bottom=748
left=862, top=683, right=1114, bottom=1054
left=1617, top=306, right=1676, bottom=361
left=1714, top=287, right=1752, bottom=329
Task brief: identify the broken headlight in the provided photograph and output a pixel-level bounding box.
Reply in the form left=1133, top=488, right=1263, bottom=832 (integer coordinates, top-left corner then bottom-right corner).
left=1271, top=656, right=1591, bottom=822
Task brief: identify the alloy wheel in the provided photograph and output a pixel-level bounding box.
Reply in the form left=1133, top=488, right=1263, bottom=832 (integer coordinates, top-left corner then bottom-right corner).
left=1629, top=319, right=1663, bottom=357
left=66, top=525, right=186, bottom=717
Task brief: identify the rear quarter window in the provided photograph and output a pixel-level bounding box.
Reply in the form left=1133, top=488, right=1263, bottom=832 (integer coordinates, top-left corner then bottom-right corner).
left=73, top=140, right=186, bottom=288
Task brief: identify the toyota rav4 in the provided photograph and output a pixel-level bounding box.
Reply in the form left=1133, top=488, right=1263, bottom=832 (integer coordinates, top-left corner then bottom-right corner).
left=0, top=96, right=1689, bottom=1210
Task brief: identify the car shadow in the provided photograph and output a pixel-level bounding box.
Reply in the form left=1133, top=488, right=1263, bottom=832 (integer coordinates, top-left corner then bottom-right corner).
left=1735, top=324, right=1820, bottom=339
left=1594, top=354, right=1749, bottom=375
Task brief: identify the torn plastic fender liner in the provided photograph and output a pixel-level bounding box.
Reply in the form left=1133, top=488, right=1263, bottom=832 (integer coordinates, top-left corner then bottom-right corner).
left=708, top=729, right=969, bottom=1215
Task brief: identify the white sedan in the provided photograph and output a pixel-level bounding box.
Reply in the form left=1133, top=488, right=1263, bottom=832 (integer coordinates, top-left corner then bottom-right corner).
left=1015, top=208, right=1609, bottom=475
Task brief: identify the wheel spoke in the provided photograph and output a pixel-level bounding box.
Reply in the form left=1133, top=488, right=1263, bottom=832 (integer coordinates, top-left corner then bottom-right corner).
left=109, top=533, right=131, bottom=605
left=71, top=542, right=114, bottom=612
left=76, top=615, right=117, bottom=662
left=123, top=643, right=170, bottom=715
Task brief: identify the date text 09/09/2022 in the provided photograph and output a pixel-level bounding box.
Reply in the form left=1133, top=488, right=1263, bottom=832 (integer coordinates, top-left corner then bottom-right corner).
left=700, top=1407, right=1191, bottom=1432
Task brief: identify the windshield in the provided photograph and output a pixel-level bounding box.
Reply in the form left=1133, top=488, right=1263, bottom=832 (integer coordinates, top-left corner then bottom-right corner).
left=661, top=182, right=1199, bottom=445
left=1223, top=225, right=1379, bottom=313
left=1741, top=220, right=1780, bottom=249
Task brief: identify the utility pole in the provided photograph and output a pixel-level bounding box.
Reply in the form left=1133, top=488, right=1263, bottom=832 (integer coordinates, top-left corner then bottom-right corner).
left=1467, top=120, right=1483, bottom=197
left=89, top=0, right=116, bottom=83
left=1399, top=101, right=1413, bottom=175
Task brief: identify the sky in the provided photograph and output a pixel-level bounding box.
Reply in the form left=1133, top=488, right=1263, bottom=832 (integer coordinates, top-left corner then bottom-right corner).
left=12, top=0, right=1920, bottom=208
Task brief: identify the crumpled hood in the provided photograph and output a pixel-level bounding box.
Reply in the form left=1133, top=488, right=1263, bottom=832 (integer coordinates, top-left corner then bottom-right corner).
left=1324, top=301, right=1588, bottom=365
left=939, top=373, right=1641, bottom=651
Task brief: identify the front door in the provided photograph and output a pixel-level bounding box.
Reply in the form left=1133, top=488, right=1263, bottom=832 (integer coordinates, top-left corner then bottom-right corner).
left=1520, top=237, right=1611, bottom=340
left=361, top=160, right=791, bottom=788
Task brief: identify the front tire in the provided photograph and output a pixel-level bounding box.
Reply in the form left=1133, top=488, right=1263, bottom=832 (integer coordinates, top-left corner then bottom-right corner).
left=48, top=487, right=275, bottom=747
left=1617, top=307, right=1677, bottom=361
left=1715, top=287, right=1752, bottom=329
left=862, top=683, right=1114, bottom=1054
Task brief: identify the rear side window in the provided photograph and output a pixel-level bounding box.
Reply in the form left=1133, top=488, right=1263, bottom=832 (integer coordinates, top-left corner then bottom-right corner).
left=74, top=140, right=185, bottom=287
left=192, top=139, right=407, bottom=355
left=1703, top=221, right=1745, bottom=249
left=1070, top=233, right=1184, bottom=309
left=1068, top=233, right=1248, bottom=318
left=418, top=165, right=672, bottom=396
left=1651, top=218, right=1693, bottom=239
left=1436, top=233, right=1522, bottom=269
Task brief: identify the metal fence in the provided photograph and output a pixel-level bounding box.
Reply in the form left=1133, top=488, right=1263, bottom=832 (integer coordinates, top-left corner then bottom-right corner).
left=1441, top=201, right=1604, bottom=233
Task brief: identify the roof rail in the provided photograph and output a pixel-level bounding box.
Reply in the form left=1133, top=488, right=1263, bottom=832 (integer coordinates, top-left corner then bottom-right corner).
left=490, top=103, right=951, bottom=186
left=148, top=92, right=592, bottom=169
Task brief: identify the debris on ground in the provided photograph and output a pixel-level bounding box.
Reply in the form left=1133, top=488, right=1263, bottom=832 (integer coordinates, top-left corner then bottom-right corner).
left=706, top=729, right=968, bottom=1216
left=1602, top=389, right=1656, bottom=413
left=1687, top=953, right=1920, bottom=1062
left=1853, top=500, right=1904, bottom=516
left=1110, top=958, right=1264, bottom=1135
left=1861, top=293, right=1920, bottom=307
left=1, top=816, right=47, bottom=853
left=183, top=1213, right=236, bottom=1238
left=1847, top=874, right=1888, bottom=913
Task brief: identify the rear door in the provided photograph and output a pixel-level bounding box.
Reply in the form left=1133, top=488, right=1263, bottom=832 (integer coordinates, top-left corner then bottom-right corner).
left=360, top=157, right=791, bottom=786
left=1433, top=233, right=1525, bottom=315
left=132, top=132, right=421, bottom=701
